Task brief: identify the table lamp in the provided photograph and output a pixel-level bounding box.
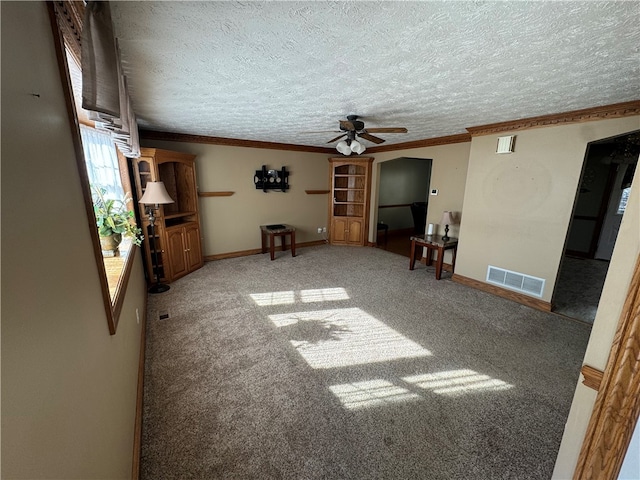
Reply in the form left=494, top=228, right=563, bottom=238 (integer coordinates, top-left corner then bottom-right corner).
left=440, top=211, right=457, bottom=241
left=139, top=181, right=174, bottom=293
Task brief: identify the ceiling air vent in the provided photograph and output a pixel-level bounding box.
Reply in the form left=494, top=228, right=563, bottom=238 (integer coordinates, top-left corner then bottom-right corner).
left=486, top=265, right=545, bottom=297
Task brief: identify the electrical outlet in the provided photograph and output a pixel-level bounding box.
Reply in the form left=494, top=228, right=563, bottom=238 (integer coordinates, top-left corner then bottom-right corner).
left=135, top=308, right=140, bottom=324
left=322, top=227, right=327, bottom=233
left=317, top=227, right=322, bottom=234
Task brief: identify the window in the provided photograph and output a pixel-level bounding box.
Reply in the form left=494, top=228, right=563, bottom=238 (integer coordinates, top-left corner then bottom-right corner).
left=50, top=2, right=139, bottom=334
left=617, top=187, right=631, bottom=215
left=80, top=125, right=125, bottom=201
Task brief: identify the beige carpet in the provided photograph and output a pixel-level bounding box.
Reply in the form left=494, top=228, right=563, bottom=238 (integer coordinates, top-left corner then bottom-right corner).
left=141, top=245, right=591, bottom=479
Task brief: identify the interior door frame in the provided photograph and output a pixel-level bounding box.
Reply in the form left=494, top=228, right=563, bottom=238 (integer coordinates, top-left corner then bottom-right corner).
left=573, top=254, right=640, bottom=478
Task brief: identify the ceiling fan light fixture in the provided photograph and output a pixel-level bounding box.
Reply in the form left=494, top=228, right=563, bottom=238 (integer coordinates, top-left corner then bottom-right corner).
left=336, top=140, right=349, bottom=154
left=351, top=140, right=366, bottom=155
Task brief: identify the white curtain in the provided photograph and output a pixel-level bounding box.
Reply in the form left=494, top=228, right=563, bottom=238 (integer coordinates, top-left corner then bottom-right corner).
left=81, top=1, right=140, bottom=157
left=80, top=124, right=125, bottom=201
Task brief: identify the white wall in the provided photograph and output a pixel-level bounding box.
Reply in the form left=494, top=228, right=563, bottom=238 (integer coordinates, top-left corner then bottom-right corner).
left=1, top=3, right=146, bottom=478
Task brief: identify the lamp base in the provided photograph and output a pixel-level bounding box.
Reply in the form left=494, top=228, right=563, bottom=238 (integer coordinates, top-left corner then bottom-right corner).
left=148, top=283, right=170, bottom=294
left=442, top=224, right=450, bottom=242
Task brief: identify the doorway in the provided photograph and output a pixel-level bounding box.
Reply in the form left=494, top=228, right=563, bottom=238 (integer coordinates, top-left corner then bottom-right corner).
left=375, top=157, right=432, bottom=257
left=553, top=130, right=639, bottom=323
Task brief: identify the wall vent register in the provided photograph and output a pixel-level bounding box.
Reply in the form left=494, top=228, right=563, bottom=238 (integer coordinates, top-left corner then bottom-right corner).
left=486, top=265, right=545, bottom=297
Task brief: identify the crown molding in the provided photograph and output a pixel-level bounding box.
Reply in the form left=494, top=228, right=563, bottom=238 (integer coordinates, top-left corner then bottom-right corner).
left=466, top=100, right=640, bottom=137
left=139, top=129, right=335, bottom=154
left=366, top=133, right=472, bottom=153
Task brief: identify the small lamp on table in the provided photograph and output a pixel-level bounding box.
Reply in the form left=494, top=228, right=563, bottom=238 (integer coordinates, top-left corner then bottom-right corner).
left=440, top=211, right=458, bottom=241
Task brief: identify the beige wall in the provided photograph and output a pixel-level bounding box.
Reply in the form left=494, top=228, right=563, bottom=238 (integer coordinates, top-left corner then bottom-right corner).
left=2, top=3, right=146, bottom=478
left=456, top=117, right=640, bottom=302
left=142, top=140, right=330, bottom=255
left=370, top=142, right=471, bottom=263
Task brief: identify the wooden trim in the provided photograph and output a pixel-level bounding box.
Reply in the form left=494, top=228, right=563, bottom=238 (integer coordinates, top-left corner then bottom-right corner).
left=131, top=295, right=147, bottom=480
left=305, top=190, right=330, bottom=194
left=366, top=133, right=471, bottom=153
left=204, top=240, right=326, bottom=261
left=206, top=247, right=264, bottom=260
left=574, top=254, right=640, bottom=479
left=467, top=101, right=640, bottom=137
left=198, top=191, right=235, bottom=197
left=452, top=273, right=552, bottom=312
left=139, top=129, right=335, bottom=154
left=379, top=203, right=412, bottom=209
left=328, top=156, right=374, bottom=164
left=581, top=365, right=604, bottom=392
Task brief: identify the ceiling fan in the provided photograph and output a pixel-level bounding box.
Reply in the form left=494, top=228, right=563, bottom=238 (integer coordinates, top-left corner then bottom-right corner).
left=327, top=115, right=408, bottom=155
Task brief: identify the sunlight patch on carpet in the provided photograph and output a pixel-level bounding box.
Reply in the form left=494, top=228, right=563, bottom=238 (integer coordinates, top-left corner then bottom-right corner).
left=402, top=369, right=513, bottom=396
left=250, top=288, right=349, bottom=306
left=300, top=287, right=349, bottom=303
left=329, top=379, right=421, bottom=410
left=268, top=307, right=431, bottom=369
left=250, top=290, right=295, bottom=306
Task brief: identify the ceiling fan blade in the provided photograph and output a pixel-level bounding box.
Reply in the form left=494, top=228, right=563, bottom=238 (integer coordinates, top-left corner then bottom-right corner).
left=365, top=127, right=408, bottom=133
left=358, top=132, right=385, bottom=144
left=340, top=120, right=356, bottom=131
left=328, top=134, right=347, bottom=144
left=300, top=130, right=342, bottom=134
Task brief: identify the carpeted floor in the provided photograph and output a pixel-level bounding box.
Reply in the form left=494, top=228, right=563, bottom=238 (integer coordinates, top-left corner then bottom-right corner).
left=553, top=256, right=610, bottom=324
left=141, top=245, right=591, bottom=479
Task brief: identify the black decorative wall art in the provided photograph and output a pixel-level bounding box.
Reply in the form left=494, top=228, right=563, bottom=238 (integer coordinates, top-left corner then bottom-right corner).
left=254, top=165, right=290, bottom=192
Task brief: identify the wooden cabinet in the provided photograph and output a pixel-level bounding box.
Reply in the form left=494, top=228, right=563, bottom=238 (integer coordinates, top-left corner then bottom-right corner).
left=132, top=148, right=203, bottom=283
left=166, top=223, right=202, bottom=281
left=329, top=157, right=373, bottom=246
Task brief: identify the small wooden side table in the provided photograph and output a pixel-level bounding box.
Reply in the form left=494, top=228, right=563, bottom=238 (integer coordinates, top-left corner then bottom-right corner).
left=409, top=234, right=458, bottom=280
left=260, top=224, right=296, bottom=261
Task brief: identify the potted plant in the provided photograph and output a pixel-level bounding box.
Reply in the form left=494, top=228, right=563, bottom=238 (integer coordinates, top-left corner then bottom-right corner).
left=92, top=186, right=143, bottom=256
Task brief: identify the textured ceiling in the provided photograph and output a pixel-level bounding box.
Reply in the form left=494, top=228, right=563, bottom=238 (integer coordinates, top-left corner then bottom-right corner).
left=110, top=1, right=640, bottom=148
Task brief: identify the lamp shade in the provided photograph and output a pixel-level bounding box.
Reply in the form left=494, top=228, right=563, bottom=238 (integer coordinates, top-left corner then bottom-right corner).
left=440, top=211, right=457, bottom=225
left=139, top=181, right=174, bottom=205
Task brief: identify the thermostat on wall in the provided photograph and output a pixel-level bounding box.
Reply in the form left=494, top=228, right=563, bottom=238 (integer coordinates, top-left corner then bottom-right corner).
left=430, top=189, right=438, bottom=195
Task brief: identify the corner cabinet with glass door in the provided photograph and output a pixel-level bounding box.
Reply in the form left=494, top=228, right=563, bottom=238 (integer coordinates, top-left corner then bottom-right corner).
left=329, top=157, right=373, bottom=246
left=132, top=148, right=204, bottom=284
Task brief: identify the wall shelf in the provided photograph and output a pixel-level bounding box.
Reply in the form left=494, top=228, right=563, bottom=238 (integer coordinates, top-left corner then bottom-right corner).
left=198, top=191, right=235, bottom=197
left=305, top=189, right=330, bottom=194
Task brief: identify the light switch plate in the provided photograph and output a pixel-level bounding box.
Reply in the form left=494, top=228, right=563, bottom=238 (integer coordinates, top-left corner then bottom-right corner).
left=430, top=189, right=438, bottom=195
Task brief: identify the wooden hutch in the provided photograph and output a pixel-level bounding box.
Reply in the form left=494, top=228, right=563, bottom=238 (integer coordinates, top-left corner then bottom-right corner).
left=328, top=157, right=373, bottom=246
left=132, top=148, right=203, bottom=284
